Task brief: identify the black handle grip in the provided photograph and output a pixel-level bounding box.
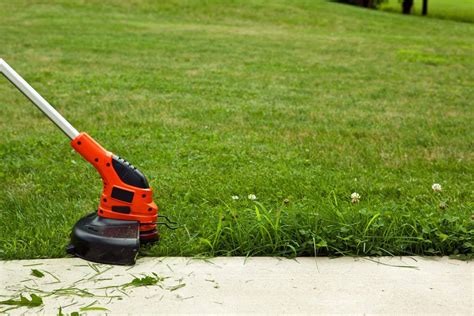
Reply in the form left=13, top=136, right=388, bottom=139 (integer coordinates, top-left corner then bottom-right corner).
left=111, top=155, right=149, bottom=189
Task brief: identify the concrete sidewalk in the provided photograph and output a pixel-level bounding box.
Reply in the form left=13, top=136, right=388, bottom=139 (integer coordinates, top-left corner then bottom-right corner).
left=0, top=257, right=472, bottom=314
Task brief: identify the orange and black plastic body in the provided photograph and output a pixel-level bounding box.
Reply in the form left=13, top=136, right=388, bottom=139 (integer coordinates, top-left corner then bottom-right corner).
left=71, top=132, right=158, bottom=240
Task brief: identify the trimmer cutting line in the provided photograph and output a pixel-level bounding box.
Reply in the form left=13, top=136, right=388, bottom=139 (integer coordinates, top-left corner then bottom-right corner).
left=0, top=59, right=176, bottom=265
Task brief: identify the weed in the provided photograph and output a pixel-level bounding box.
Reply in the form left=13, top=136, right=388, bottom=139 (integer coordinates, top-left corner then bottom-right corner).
left=0, top=293, right=43, bottom=312
left=167, top=283, right=186, bottom=291
left=79, top=301, right=109, bottom=311
left=122, top=273, right=164, bottom=288
left=31, top=269, right=45, bottom=278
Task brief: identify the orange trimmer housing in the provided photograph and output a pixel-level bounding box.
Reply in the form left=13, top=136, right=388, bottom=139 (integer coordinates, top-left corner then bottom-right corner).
left=71, top=132, right=158, bottom=239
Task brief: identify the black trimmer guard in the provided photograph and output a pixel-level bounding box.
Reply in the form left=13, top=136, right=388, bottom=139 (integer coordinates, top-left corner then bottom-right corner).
left=67, top=212, right=140, bottom=265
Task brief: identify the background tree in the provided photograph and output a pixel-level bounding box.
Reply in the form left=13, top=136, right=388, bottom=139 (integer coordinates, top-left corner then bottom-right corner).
left=402, top=0, right=413, bottom=14
left=422, top=0, right=428, bottom=15
left=334, top=0, right=386, bottom=9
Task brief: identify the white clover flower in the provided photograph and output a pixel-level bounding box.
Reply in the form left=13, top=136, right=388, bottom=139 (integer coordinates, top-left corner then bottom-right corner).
left=231, top=195, right=239, bottom=200
left=248, top=194, right=257, bottom=201
left=432, top=183, right=442, bottom=192
left=351, top=192, right=360, bottom=204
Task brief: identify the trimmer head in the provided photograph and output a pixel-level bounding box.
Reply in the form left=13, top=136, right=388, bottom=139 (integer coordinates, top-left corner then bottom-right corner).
left=67, top=212, right=141, bottom=265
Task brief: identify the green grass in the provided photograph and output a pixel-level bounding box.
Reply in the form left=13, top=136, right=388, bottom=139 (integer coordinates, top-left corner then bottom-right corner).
left=0, top=0, right=473, bottom=260
left=380, top=0, right=474, bottom=23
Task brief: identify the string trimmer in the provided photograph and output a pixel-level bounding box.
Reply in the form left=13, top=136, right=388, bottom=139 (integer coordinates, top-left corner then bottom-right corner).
left=0, top=59, right=175, bottom=265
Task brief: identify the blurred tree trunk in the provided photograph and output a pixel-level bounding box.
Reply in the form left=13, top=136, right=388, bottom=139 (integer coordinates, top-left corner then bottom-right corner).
left=422, top=0, right=428, bottom=15
left=402, top=0, right=413, bottom=14
left=356, top=0, right=373, bottom=7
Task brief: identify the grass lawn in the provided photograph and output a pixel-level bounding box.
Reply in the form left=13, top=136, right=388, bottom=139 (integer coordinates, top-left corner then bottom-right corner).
left=0, top=0, right=473, bottom=260
left=380, top=0, right=474, bottom=23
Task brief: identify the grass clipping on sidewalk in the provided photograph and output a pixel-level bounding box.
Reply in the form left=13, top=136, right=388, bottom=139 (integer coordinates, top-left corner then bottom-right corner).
left=1, top=264, right=186, bottom=314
